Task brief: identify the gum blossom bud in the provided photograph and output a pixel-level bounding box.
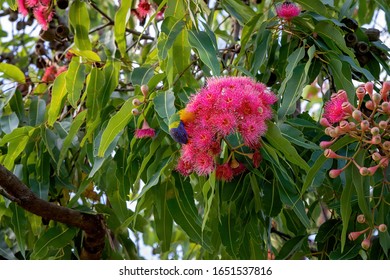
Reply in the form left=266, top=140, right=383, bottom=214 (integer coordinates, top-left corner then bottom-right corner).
left=320, top=140, right=334, bottom=149
left=131, top=108, right=140, bottom=115
left=371, top=135, right=381, bottom=145
left=132, top=98, right=141, bottom=106
left=349, top=122, right=356, bottom=130
left=141, top=84, right=149, bottom=97
left=379, top=120, right=388, bottom=130
left=320, top=117, right=331, bottom=127
left=352, top=110, right=362, bottom=121
left=339, top=120, right=350, bottom=132
left=360, top=120, right=370, bottom=131
left=381, top=81, right=390, bottom=101
left=372, top=92, right=381, bottom=106
left=329, top=169, right=343, bottom=178
left=383, top=141, right=390, bottom=151
left=367, top=165, right=379, bottom=176
left=372, top=152, right=382, bottom=161
left=378, top=224, right=388, bottom=233
left=348, top=228, right=369, bottom=241
left=370, top=126, right=380, bottom=136
left=361, top=238, right=371, bottom=250
left=359, top=167, right=370, bottom=176
left=382, top=102, right=390, bottom=114
left=365, top=100, right=374, bottom=111
left=324, top=149, right=340, bottom=159
left=365, top=82, right=374, bottom=97
left=356, top=86, right=366, bottom=101
left=342, top=102, right=353, bottom=115
left=357, top=214, right=366, bottom=224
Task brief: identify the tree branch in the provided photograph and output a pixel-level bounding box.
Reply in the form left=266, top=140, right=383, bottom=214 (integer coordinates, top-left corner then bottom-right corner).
left=0, top=164, right=106, bottom=260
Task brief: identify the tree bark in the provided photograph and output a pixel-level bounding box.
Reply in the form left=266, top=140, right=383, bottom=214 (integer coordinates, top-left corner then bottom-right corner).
left=0, top=164, right=106, bottom=260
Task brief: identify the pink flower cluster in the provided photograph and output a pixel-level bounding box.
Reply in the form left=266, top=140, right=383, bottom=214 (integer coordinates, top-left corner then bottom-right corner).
left=18, top=0, right=54, bottom=30
left=276, top=1, right=301, bottom=21
left=42, top=64, right=67, bottom=83
left=176, top=77, right=277, bottom=180
left=322, top=90, right=349, bottom=124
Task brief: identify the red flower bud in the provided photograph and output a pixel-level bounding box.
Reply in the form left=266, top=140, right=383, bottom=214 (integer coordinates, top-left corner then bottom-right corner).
left=320, top=117, right=331, bottom=127
left=132, top=98, right=141, bottom=106
left=372, top=152, right=382, bottom=161
left=360, top=120, right=370, bottom=131
left=342, top=102, right=353, bottom=115
left=372, top=92, right=381, bottom=106
left=361, top=238, right=371, bottom=250
left=352, top=110, right=362, bottom=121
left=324, top=149, right=340, bottom=159
left=370, top=126, right=380, bottom=136
left=141, top=84, right=149, bottom=97
left=131, top=108, right=140, bottom=115
left=365, top=100, right=374, bottom=111
left=379, top=121, right=388, bottom=130
left=365, top=82, right=374, bottom=97
left=357, top=214, right=366, bottom=224
left=359, top=167, right=369, bottom=176
left=320, top=141, right=334, bottom=149
left=356, top=86, right=366, bottom=102
left=378, top=224, right=388, bottom=233
left=339, top=120, right=350, bottom=132
left=382, top=102, right=390, bottom=114
left=371, top=135, right=381, bottom=145
left=329, top=169, right=343, bottom=178
left=367, top=165, right=379, bottom=176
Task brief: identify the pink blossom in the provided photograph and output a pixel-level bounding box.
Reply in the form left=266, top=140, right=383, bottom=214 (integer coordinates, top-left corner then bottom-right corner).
left=216, top=163, right=234, bottom=182
left=26, top=0, right=39, bottom=6
left=40, top=0, right=51, bottom=6
left=176, top=159, right=193, bottom=176
left=276, top=2, right=301, bottom=21
left=137, top=0, right=151, bottom=18
left=176, top=76, right=276, bottom=178
left=135, top=120, right=155, bottom=139
left=42, top=65, right=57, bottom=83
left=323, top=91, right=349, bottom=124
left=33, top=5, right=54, bottom=30
left=18, top=0, right=29, bottom=16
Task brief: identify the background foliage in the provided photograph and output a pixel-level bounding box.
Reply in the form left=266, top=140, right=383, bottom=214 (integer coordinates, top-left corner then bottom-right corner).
left=0, top=0, right=389, bottom=260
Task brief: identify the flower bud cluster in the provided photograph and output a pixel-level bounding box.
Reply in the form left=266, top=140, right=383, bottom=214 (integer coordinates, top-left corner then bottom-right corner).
left=320, top=82, right=389, bottom=178
left=132, top=84, right=156, bottom=139
left=348, top=214, right=388, bottom=250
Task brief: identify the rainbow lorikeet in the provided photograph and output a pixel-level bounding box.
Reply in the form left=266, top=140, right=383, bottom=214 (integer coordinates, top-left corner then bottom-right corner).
left=168, top=109, right=194, bottom=144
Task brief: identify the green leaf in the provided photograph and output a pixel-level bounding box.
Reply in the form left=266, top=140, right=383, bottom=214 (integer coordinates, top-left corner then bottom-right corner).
left=280, top=123, right=320, bottom=150
left=301, top=136, right=356, bottom=195
left=352, top=151, right=373, bottom=227
left=69, top=0, right=92, bottom=50
left=265, top=121, right=309, bottom=171
left=260, top=175, right=282, bottom=217
left=340, top=166, right=355, bottom=251
left=0, top=63, right=25, bottom=83
left=86, top=67, right=105, bottom=121
left=101, top=60, right=121, bottom=106
left=28, top=97, right=46, bottom=126
left=329, top=244, right=361, bottom=260
left=188, top=30, right=220, bottom=76
left=278, top=47, right=305, bottom=95
left=221, top=0, right=256, bottom=25
left=69, top=48, right=101, bottom=62
left=66, top=58, right=86, bottom=108
left=166, top=175, right=214, bottom=252
left=98, top=98, right=134, bottom=157
left=276, top=235, right=307, bottom=260
left=152, top=182, right=173, bottom=252
left=294, top=0, right=328, bottom=17
left=114, top=0, right=133, bottom=57
left=10, top=204, right=27, bottom=259
left=154, top=90, right=176, bottom=131
left=157, top=16, right=186, bottom=60
left=57, top=111, right=87, bottom=173
left=0, top=112, right=19, bottom=134
left=31, top=227, right=77, bottom=260
left=131, top=67, right=154, bottom=86
left=315, top=219, right=341, bottom=243
left=47, top=72, right=68, bottom=126
left=2, top=134, right=30, bottom=170
left=219, top=214, right=240, bottom=258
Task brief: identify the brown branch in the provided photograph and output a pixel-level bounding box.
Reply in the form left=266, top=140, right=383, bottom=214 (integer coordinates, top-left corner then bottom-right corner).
left=0, top=164, right=106, bottom=260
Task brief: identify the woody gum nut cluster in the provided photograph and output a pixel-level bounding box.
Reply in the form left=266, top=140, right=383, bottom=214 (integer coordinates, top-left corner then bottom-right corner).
left=348, top=214, right=388, bottom=250
left=320, top=82, right=390, bottom=178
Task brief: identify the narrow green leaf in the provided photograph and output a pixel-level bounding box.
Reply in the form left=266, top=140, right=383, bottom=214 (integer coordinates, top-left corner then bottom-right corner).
left=340, top=166, right=354, bottom=251
left=101, top=60, right=121, bottom=106
left=28, top=97, right=46, bottom=126
left=219, top=214, right=240, bottom=258
left=352, top=151, right=373, bottom=227
left=66, top=58, right=86, bottom=108
left=0, top=63, right=25, bottom=83
left=86, top=67, right=105, bottom=121
left=10, top=204, right=27, bottom=259
left=114, top=0, right=133, bottom=57
left=31, top=227, right=77, bottom=260
left=278, top=47, right=305, bottom=96
left=315, top=219, right=341, bottom=243
left=154, top=90, right=176, bottom=122
left=329, top=244, right=361, bottom=260
left=280, top=123, right=320, bottom=150
left=2, top=135, right=29, bottom=170
left=157, top=16, right=186, bottom=60
left=98, top=98, right=134, bottom=157
left=69, top=48, right=101, bottom=62
left=294, top=0, right=328, bottom=16
left=0, top=112, right=19, bottom=134
left=57, top=111, right=87, bottom=173
left=131, top=67, right=154, bottom=86
left=221, top=0, right=256, bottom=25
left=166, top=176, right=214, bottom=252
left=153, top=182, right=173, bottom=252
left=69, top=0, right=92, bottom=50
left=265, top=121, right=310, bottom=171
left=276, top=235, right=307, bottom=260
left=188, top=30, right=220, bottom=76
left=301, top=135, right=356, bottom=195
left=47, top=72, right=68, bottom=126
